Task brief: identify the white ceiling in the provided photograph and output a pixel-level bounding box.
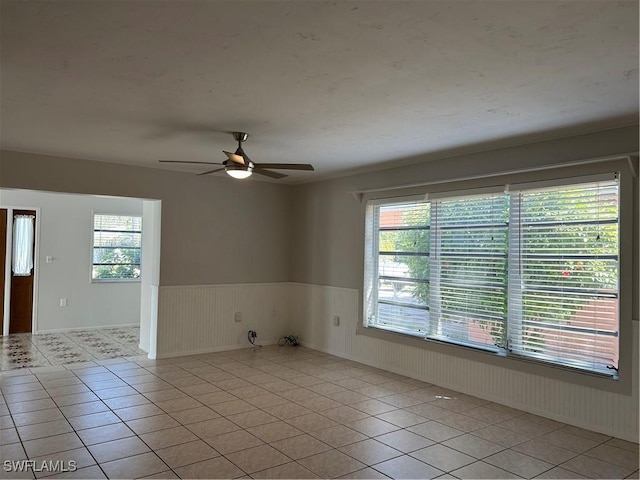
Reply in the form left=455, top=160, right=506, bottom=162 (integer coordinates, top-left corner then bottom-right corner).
left=1, top=1, right=638, bottom=183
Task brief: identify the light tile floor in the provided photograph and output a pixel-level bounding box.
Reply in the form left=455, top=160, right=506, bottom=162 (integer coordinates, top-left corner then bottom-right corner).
left=0, top=339, right=638, bottom=479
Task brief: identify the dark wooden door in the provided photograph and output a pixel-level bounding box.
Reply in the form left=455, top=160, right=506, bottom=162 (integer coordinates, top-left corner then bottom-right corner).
left=9, top=210, right=36, bottom=333
left=0, top=209, right=6, bottom=330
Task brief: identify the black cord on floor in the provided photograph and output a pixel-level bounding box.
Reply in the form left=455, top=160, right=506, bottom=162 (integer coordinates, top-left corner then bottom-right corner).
left=278, top=335, right=299, bottom=346
left=247, top=330, right=262, bottom=347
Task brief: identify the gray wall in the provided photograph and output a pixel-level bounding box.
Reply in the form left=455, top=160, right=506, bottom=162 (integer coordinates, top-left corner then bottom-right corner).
left=291, top=125, right=639, bottom=294
left=1, top=126, right=636, bottom=293
left=0, top=151, right=292, bottom=286
left=288, top=124, right=639, bottom=413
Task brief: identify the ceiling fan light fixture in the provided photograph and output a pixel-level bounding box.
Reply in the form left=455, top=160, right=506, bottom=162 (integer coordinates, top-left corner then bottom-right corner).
left=158, top=131, right=313, bottom=180
left=225, top=162, right=253, bottom=179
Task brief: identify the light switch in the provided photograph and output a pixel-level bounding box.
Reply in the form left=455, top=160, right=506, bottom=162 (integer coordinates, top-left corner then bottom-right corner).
left=46, top=256, right=53, bottom=263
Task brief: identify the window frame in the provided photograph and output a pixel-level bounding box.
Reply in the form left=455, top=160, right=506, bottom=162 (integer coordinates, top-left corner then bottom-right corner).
left=91, top=212, right=142, bottom=283
left=364, top=195, right=432, bottom=337
left=428, top=190, right=510, bottom=352
left=358, top=158, right=635, bottom=394
left=506, top=175, right=620, bottom=376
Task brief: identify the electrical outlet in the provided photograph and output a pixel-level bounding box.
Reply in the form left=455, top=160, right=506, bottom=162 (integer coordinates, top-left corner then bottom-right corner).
left=60, top=298, right=67, bottom=307
left=333, top=315, right=340, bottom=326
left=234, top=312, right=242, bottom=322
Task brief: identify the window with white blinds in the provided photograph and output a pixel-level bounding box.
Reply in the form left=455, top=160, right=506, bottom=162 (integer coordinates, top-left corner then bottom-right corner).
left=507, top=179, right=619, bottom=375
left=366, top=200, right=431, bottom=335
left=364, top=175, right=620, bottom=377
left=92, top=214, right=142, bottom=281
left=430, top=193, right=509, bottom=350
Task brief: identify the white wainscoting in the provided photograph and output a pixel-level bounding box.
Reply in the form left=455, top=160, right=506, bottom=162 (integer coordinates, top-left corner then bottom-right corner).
left=157, top=283, right=291, bottom=357
left=290, top=283, right=639, bottom=443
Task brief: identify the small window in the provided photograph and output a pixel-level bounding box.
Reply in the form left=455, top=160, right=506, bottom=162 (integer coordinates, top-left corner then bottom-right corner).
left=92, top=214, right=142, bottom=281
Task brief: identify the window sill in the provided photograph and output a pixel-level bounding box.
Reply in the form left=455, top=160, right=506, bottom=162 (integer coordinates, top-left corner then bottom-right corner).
left=356, top=324, right=630, bottom=395
left=91, top=278, right=141, bottom=284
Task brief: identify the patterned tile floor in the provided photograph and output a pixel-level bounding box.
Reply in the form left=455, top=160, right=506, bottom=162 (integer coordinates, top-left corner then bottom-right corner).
left=0, top=344, right=638, bottom=479
left=0, top=328, right=144, bottom=371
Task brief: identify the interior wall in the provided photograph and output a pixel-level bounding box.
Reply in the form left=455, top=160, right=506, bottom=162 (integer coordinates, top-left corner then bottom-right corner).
left=0, top=151, right=293, bottom=286
left=1, top=126, right=637, bottom=440
left=0, top=188, right=143, bottom=332
left=290, top=125, right=639, bottom=442
left=139, top=199, right=162, bottom=356
left=0, top=152, right=293, bottom=352
left=290, top=125, right=639, bottom=288
left=157, top=283, right=291, bottom=357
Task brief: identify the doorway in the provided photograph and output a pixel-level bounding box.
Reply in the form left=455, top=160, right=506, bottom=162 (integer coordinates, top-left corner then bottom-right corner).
left=0, top=190, right=160, bottom=359
left=1, top=208, right=37, bottom=334
left=9, top=210, right=36, bottom=333
left=0, top=209, right=6, bottom=329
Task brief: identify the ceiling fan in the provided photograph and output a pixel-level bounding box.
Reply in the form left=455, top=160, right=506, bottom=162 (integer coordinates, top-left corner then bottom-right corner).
left=159, top=132, right=314, bottom=180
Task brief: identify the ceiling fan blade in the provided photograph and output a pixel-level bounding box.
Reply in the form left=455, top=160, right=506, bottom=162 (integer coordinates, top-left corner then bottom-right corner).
left=253, top=168, right=288, bottom=179
left=223, top=150, right=245, bottom=165
left=159, top=160, right=223, bottom=165
left=254, top=163, right=314, bottom=171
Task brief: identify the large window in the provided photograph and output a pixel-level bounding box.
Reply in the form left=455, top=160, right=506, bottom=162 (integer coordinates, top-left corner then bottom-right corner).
left=92, top=214, right=142, bottom=281
left=364, top=176, right=620, bottom=377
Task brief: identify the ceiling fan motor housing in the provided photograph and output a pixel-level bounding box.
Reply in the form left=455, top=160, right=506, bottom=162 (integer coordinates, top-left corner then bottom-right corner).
left=232, top=132, right=248, bottom=143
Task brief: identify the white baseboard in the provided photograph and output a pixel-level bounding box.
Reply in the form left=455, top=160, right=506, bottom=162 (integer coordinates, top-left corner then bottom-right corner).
left=155, top=341, right=277, bottom=359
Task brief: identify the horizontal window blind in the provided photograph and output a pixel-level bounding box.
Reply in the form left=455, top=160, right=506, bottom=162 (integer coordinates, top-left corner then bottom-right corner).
left=93, top=214, right=142, bottom=280
left=430, top=194, right=509, bottom=349
left=508, top=180, right=619, bottom=375
left=364, top=174, right=620, bottom=377
left=370, top=201, right=431, bottom=335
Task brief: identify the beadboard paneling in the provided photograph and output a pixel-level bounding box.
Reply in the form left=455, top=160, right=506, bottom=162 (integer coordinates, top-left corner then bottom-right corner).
left=157, top=283, right=291, bottom=357
left=290, top=283, right=639, bottom=443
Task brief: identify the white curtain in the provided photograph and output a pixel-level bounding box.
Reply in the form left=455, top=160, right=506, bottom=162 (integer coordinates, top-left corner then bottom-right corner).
left=12, top=215, right=34, bottom=276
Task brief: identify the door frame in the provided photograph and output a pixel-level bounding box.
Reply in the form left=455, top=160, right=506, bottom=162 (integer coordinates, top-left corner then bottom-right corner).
left=2, top=206, right=41, bottom=336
